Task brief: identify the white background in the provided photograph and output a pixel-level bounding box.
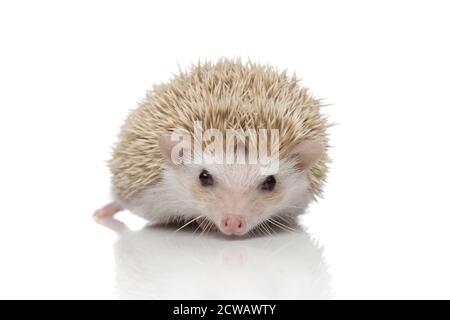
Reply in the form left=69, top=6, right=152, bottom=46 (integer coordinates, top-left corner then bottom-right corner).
left=1, top=0, right=449, bottom=299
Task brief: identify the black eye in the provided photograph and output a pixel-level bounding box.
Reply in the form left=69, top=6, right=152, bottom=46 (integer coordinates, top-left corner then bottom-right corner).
left=199, top=170, right=213, bottom=187
left=261, top=175, right=276, bottom=191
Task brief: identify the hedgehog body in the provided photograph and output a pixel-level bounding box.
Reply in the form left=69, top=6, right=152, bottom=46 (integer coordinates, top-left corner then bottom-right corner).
left=111, top=60, right=328, bottom=200
left=105, top=59, right=330, bottom=235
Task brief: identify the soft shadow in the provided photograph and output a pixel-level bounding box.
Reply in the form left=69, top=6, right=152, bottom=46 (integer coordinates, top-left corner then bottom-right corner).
left=98, top=218, right=333, bottom=299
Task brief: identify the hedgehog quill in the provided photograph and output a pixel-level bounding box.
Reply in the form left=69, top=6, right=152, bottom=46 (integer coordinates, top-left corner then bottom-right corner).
left=94, top=59, right=330, bottom=236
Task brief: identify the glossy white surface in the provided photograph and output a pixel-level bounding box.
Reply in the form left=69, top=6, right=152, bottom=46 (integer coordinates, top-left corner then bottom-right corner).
left=1, top=0, right=450, bottom=299
left=106, top=221, right=332, bottom=300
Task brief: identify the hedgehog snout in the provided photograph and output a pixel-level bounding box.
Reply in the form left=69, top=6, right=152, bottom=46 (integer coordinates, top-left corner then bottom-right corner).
left=219, top=214, right=247, bottom=236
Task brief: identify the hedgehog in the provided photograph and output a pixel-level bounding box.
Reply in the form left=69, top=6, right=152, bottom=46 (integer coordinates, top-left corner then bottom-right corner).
left=94, top=59, right=330, bottom=237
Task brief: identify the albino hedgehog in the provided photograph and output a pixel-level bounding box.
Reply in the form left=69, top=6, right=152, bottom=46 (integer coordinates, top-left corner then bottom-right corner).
left=95, top=59, right=330, bottom=236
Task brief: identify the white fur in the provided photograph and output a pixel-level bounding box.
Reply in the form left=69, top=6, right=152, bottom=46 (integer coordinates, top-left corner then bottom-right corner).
left=115, top=157, right=314, bottom=235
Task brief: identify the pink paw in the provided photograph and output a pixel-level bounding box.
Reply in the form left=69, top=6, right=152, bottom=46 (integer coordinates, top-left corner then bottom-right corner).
left=93, top=202, right=122, bottom=220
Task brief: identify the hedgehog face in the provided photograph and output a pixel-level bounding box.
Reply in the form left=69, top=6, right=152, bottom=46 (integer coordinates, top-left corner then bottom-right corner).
left=157, top=134, right=323, bottom=237
left=160, top=156, right=312, bottom=237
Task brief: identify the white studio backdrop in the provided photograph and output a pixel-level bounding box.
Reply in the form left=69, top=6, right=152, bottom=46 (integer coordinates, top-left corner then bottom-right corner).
left=0, top=0, right=449, bottom=299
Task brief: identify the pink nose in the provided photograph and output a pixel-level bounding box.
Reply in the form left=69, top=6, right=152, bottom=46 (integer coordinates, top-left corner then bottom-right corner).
left=220, top=215, right=246, bottom=235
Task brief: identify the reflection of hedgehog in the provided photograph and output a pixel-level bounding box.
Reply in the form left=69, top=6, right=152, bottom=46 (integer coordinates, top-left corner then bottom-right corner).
left=94, top=59, right=330, bottom=236
left=101, top=219, right=333, bottom=299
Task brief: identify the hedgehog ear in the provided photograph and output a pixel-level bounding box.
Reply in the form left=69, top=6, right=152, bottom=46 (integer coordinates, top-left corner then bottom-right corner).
left=289, top=140, right=324, bottom=171
left=158, top=133, right=192, bottom=165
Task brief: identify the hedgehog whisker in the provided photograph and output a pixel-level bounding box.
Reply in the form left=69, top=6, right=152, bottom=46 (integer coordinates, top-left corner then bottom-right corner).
left=175, top=215, right=204, bottom=233
left=265, top=220, right=276, bottom=235
left=255, top=222, right=268, bottom=237
left=270, top=217, right=297, bottom=230
left=268, top=218, right=298, bottom=233
left=199, top=219, right=215, bottom=237
left=199, top=220, right=209, bottom=236
left=193, top=222, right=203, bottom=235
left=273, top=214, right=297, bottom=225
left=266, top=221, right=275, bottom=236
left=205, top=220, right=215, bottom=235
left=268, top=219, right=292, bottom=233
left=275, top=215, right=301, bottom=229
left=259, top=221, right=272, bottom=236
